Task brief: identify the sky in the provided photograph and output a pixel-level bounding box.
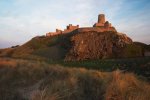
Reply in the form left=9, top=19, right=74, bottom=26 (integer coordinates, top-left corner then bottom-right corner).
left=0, top=0, right=150, bottom=48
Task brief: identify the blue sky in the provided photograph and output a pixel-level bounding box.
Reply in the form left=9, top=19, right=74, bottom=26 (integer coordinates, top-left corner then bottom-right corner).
left=0, top=0, right=150, bottom=48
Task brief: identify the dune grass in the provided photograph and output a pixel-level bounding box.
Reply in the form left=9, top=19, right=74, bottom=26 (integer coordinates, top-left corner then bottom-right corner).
left=0, top=58, right=150, bottom=100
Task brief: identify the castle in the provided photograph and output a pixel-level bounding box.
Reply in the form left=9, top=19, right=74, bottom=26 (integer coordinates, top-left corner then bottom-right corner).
left=46, top=14, right=116, bottom=36
left=93, top=14, right=112, bottom=27
left=46, top=24, right=79, bottom=36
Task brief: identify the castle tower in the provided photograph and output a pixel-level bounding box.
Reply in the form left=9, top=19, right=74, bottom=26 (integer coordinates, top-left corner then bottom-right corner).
left=93, top=14, right=106, bottom=27
left=104, top=21, right=109, bottom=28
left=98, top=14, right=105, bottom=24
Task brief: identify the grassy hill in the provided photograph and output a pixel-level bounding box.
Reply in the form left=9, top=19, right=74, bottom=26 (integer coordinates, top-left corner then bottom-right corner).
left=134, top=42, right=150, bottom=52
left=0, top=32, right=149, bottom=61
left=12, top=35, right=66, bottom=60
left=0, top=34, right=71, bottom=60
left=0, top=58, right=150, bottom=100
left=121, top=43, right=143, bottom=57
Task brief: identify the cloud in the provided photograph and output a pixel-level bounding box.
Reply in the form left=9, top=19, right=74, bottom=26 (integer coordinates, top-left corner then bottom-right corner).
left=0, top=0, right=150, bottom=48
left=0, top=0, right=99, bottom=48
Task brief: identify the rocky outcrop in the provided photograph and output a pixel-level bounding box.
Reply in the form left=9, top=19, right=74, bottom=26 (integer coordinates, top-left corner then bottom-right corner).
left=65, top=31, right=133, bottom=61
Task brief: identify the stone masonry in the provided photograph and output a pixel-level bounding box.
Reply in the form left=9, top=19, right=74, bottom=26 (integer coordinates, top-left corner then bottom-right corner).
left=46, top=14, right=116, bottom=36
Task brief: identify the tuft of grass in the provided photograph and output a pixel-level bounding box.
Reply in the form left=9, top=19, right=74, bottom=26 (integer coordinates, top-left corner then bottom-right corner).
left=0, top=58, right=150, bottom=100
left=105, top=70, right=150, bottom=100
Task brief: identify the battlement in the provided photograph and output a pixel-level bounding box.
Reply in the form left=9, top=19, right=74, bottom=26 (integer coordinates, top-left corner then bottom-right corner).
left=46, top=24, right=79, bottom=36
left=65, top=24, right=79, bottom=31
left=46, top=14, right=116, bottom=37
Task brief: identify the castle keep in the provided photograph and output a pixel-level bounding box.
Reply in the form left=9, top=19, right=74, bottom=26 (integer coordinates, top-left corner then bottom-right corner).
left=46, top=14, right=116, bottom=36
left=93, top=14, right=112, bottom=27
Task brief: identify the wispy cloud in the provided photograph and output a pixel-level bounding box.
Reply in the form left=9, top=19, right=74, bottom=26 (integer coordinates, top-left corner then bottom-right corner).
left=0, top=0, right=150, bottom=48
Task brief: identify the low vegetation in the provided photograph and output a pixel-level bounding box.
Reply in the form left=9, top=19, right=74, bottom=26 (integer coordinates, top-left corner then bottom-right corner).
left=122, top=44, right=143, bottom=57
left=58, top=57, right=150, bottom=80
left=0, top=35, right=68, bottom=60
left=0, top=34, right=149, bottom=61
left=0, top=58, right=149, bottom=100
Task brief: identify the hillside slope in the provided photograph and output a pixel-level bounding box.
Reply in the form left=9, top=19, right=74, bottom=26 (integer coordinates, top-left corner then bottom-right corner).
left=0, top=30, right=147, bottom=60
left=0, top=35, right=70, bottom=60
left=134, top=42, right=150, bottom=51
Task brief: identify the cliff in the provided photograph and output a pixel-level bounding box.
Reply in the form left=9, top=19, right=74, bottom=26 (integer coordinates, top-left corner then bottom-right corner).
left=64, top=31, right=135, bottom=61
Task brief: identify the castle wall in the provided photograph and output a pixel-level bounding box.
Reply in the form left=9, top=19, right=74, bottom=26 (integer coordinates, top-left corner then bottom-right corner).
left=46, top=14, right=116, bottom=37
left=46, top=24, right=79, bottom=36
left=46, top=31, right=62, bottom=36
left=93, top=23, right=104, bottom=27
left=77, top=27, right=116, bottom=33
left=65, top=24, right=79, bottom=31
left=56, top=29, right=62, bottom=33
left=104, top=21, right=110, bottom=28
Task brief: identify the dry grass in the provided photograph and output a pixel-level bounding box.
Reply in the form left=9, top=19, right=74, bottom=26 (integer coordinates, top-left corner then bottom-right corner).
left=0, top=58, right=149, bottom=100
left=105, top=71, right=150, bottom=100
left=0, top=48, right=14, bottom=57
left=0, top=58, right=17, bottom=67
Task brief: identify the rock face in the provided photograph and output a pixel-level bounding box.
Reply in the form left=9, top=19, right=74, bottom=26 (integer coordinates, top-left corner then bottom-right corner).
left=65, top=31, right=132, bottom=61
left=62, top=14, right=143, bottom=61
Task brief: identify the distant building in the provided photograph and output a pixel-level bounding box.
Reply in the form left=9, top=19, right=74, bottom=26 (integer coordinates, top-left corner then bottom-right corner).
left=62, top=24, right=79, bottom=34
left=93, top=14, right=112, bottom=28
left=46, top=24, right=79, bottom=36
left=46, top=29, right=62, bottom=36
left=65, top=24, right=79, bottom=31
left=46, top=14, right=116, bottom=37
